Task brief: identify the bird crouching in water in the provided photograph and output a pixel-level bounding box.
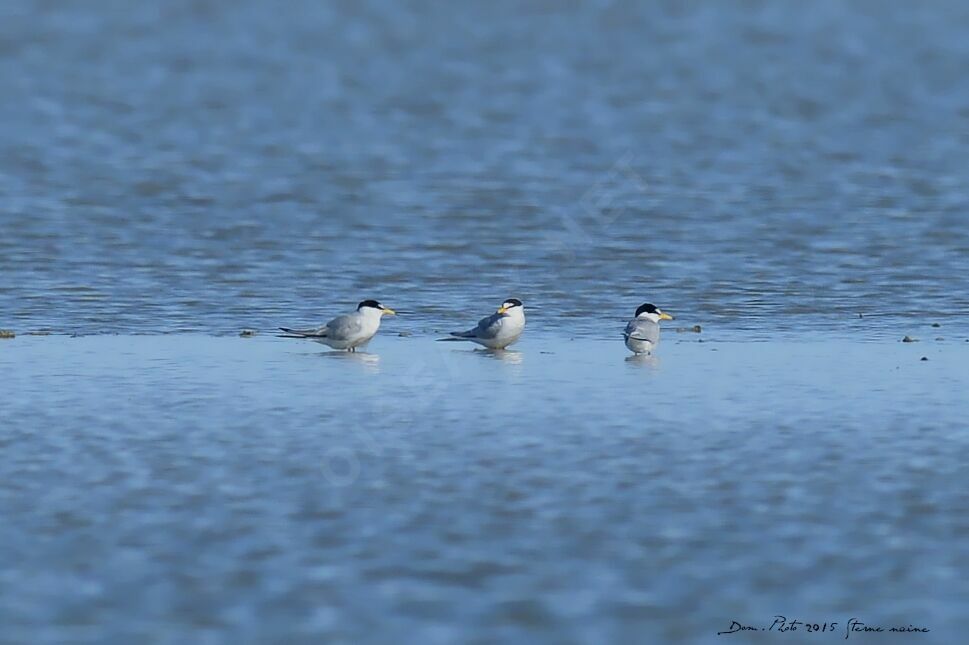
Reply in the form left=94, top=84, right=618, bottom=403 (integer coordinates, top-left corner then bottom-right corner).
left=438, top=298, right=525, bottom=350
left=623, top=303, right=673, bottom=355
left=279, top=300, right=396, bottom=352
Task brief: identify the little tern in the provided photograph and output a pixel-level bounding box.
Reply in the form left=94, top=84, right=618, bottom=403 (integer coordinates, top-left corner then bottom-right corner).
left=623, top=303, right=673, bottom=355
left=439, top=298, right=525, bottom=350
left=279, top=300, right=396, bottom=352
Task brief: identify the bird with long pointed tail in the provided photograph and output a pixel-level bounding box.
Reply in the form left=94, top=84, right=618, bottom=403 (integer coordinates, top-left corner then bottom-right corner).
left=438, top=298, right=525, bottom=350
left=279, top=299, right=396, bottom=352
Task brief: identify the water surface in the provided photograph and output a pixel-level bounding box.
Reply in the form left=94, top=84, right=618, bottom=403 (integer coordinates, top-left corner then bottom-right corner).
left=1, top=334, right=967, bottom=642
left=2, top=1, right=968, bottom=642
left=1, top=1, right=968, bottom=336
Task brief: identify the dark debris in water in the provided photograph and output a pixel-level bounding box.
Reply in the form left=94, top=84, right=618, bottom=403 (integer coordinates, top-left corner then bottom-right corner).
left=0, top=330, right=15, bottom=339
left=675, top=325, right=702, bottom=333
left=902, top=336, right=918, bottom=343
left=239, top=330, right=257, bottom=337
left=921, top=357, right=929, bottom=361
left=932, top=323, right=941, bottom=328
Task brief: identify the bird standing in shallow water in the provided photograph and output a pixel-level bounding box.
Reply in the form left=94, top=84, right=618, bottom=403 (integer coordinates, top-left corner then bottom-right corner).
left=279, top=300, right=396, bottom=352
left=439, top=298, right=526, bottom=350
left=623, top=303, right=673, bottom=355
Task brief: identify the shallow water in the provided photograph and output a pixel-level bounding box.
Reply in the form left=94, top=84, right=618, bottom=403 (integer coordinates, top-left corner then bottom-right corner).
left=1, top=334, right=967, bottom=642
left=1, top=1, right=969, bottom=337
left=2, top=1, right=969, bottom=642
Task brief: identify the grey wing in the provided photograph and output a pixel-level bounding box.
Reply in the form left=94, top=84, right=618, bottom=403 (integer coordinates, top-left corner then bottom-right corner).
left=451, top=312, right=502, bottom=339
left=325, top=314, right=364, bottom=341
left=624, top=319, right=659, bottom=343
left=279, top=325, right=329, bottom=337
left=472, top=312, right=505, bottom=339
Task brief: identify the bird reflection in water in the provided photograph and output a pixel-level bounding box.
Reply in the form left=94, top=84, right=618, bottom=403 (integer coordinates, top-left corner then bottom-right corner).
left=319, top=350, right=381, bottom=373
left=624, top=353, right=660, bottom=369
left=473, top=348, right=524, bottom=365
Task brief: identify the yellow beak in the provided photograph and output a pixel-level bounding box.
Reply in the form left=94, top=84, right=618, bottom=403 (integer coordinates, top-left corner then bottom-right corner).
left=497, top=306, right=509, bottom=315
left=660, top=312, right=674, bottom=321
left=382, top=307, right=397, bottom=316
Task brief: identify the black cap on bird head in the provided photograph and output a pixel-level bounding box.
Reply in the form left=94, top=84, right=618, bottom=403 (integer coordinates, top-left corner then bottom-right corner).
left=635, top=303, right=674, bottom=320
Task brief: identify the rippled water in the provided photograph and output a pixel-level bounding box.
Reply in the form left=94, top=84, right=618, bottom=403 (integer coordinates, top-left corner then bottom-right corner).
left=2, top=334, right=967, bottom=643
left=2, top=1, right=969, bottom=643
left=2, top=1, right=969, bottom=337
